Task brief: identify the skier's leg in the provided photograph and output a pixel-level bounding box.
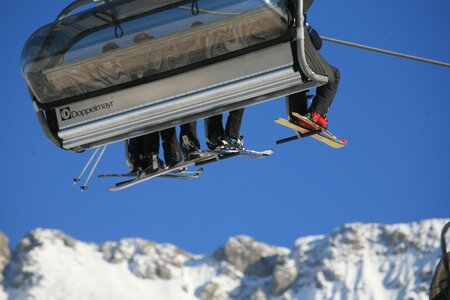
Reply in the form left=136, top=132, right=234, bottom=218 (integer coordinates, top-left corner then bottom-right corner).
left=206, top=114, right=224, bottom=149
left=223, top=108, right=245, bottom=150
left=128, top=135, right=150, bottom=171
left=287, top=91, right=309, bottom=116
left=128, top=136, right=144, bottom=157
left=143, top=132, right=160, bottom=154
left=225, top=108, right=244, bottom=139
left=310, top=65, right=340, bottom=115
left=140, top=132, right=161, bottom=171
left=180, top=122, right=201, bottom=160
left=160, top=127, right=182, bottom=167
left=180, top=122, right=200, bottom=149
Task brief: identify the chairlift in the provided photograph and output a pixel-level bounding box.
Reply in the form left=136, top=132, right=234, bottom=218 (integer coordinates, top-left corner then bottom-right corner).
left=21, top=0, right=329, bottom=152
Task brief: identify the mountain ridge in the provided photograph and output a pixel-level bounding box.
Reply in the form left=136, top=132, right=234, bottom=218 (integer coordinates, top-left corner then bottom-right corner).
left=1, top=219, right=447, bottom=300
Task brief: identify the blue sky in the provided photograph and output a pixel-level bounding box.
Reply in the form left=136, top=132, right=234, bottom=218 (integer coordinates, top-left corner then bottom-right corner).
left=0, top=0, right=449, bottom=254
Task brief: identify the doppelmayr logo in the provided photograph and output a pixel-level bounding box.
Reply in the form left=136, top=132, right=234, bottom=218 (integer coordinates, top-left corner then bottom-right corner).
left=60, top=101, right=114, bottom=121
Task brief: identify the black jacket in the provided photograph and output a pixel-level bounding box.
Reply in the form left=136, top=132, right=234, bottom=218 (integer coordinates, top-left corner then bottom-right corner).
left=307, top=24, right=322, bottom=51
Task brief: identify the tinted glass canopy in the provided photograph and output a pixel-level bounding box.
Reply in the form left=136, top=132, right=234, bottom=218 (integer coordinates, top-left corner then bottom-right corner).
left=22, top=0, right=289, bottom=105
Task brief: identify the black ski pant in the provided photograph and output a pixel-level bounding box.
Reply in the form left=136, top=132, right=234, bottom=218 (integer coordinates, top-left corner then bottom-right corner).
left=128, top=128, right=182, bottom=167
left=288, top=65, right=340, bottom=116
left=207, top=108, right=245, bottom=140
left=287, top=90, right=309, bottom=116
left=180, top=121, right=200, bottom=149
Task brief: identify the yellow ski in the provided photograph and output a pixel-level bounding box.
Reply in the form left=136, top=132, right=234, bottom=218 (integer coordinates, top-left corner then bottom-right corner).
left=275, top=114, right=347, bottom=149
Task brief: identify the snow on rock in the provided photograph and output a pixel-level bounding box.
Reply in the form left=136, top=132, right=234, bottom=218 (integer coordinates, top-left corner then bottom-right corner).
left=6, top=229, right=202, bottom=300
left=100, top=237, right=194, bottom=280
left=291, top=219, right=447, bottom=300
left=0, top=219, right=448, bottom=300
left=271, top=256, right=298, bottom=295
left=0, top=231, right=10, bottom=300
left=215, top=235, right=290, bottom=277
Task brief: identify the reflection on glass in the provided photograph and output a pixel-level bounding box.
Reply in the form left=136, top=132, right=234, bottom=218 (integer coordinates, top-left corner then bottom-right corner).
left=22, top=0, right=289, bottom=104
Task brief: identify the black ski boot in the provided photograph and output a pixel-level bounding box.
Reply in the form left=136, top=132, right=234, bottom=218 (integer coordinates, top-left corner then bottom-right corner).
left=142, top=153, right=165, bottom=175
left=181, top=135, right=200, bottom=161
left=206, top=135, right=223, bottom=151
left=127, top=155, right=141, bottom=173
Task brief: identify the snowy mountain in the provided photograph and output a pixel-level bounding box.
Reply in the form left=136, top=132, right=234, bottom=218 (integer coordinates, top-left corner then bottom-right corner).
left=0, top=219, right=447, bottom=300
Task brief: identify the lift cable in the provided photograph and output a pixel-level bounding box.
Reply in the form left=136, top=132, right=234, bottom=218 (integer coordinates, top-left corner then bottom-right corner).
left=321, top=36, right=450, bottom=69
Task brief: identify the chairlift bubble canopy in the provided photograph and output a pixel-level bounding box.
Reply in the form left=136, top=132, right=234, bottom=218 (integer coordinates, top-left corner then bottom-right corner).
left=22, top=0, right=330, bottom=152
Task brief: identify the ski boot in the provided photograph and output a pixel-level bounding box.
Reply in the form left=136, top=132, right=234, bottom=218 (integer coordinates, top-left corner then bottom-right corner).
left=206, top=135, right=223, bottom=151
left=221, top=135, right=244, bottom=150
left=142, top=153, right=165, bottom=175
left=306, top=111, right=328, bottom=129
left=127, top=155, right=141, bottom=174
left=181, top=135, right=200, bottom=161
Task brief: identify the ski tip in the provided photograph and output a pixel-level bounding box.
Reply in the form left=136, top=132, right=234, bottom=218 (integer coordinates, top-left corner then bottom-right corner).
left=264, top=149, right=275, bottom=155
left=340, top=139, right=348, bottom=144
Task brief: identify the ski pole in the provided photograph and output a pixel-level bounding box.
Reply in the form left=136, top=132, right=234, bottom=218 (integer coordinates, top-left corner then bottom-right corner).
left=73, top=146, right=101, bottom=185
left=81, top=145, right=107, bottom=191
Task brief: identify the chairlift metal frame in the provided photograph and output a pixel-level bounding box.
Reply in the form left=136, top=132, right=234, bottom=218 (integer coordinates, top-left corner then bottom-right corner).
left=23, top=0, right=330, bottom=152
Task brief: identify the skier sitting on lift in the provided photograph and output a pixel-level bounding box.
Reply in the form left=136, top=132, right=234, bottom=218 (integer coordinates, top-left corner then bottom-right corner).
left=127, top=33, right=200, bottom=174
left=192, top=17, right=245, bottom=152
left=206, top=109, right=245, bottom=151
left=288, top=17, right=341, bottom=129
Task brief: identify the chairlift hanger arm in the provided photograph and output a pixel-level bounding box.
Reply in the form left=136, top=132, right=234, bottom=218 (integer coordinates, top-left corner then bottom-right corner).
left=295, top=0, right=328, bottom=85
left=57, top=0, right=98, bottom=20
left=321, top=36, right=450, bottom=69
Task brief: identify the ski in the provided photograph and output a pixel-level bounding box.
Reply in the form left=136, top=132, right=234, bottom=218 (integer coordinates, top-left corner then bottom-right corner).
left=197, top=148, right=274, bottom=159
left=107, top=154, right=217, bottom=192
left=238, top=148, right=274, bottom=158
left=99, top=168, right=204, bottom=178
left=159, top=172, right=200, bottom=180
left=275, top=113, right=347, bottom=148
